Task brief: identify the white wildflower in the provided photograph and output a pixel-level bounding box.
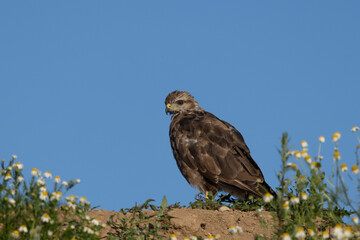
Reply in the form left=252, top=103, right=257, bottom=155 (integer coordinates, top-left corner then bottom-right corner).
left=351, top=126, right=359, bottom=132
left=294, top=227, right=305, bottom=239
left=8, top=198, right=16, bottom=205
left=4, top=173, right=12, bottom=181
left=11, top=230, right=20, bottom=238
left=44, top=171, right=52, bottom=178
left=281, top=233, right=291, bottom=240
left=41, top=213, right=51, bottom=223
left=263, top=193, right=274, bottom=203
left=290, top=196, right=300, bottom=204
left=91, top=218, right=100, bottom=226
left=19, top=225, right=28, bottom=233
left=54, top=176, right=61, bottom=183
left=300, top=193, right=308, bottom=201
left=40, top=191, right=49, bottom=201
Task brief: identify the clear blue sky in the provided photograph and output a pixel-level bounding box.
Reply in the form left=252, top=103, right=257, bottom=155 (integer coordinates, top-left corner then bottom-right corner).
left=1, top=1, right=359, bottom=211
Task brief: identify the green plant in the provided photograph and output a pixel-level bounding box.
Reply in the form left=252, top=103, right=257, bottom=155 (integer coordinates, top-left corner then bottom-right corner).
left=107, top=196, right=172, bottom=239
left=258, top=130, right=359, bottom=239
left=0, top=156, right=103, bottom=239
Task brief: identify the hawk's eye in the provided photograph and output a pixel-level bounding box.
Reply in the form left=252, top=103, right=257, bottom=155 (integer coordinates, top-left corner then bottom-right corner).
left=176, top=100, right=184, bottom=105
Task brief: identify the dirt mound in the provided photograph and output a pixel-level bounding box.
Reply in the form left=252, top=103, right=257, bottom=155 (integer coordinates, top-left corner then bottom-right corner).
left=87, top=208, right=275, bottom=239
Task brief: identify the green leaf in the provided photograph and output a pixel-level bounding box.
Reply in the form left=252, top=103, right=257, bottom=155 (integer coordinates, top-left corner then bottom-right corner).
left=160, top=196, right=167, bottom=210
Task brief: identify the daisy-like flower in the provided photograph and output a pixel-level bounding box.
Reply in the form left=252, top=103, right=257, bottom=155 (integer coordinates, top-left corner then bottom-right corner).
left=332, top=132, right=341, bottom=142
left=17, top=176, right=24, bottom=182
left=40, top=191, right=49, bottom=201
left=37, top=178, right=45, bottom=185
left=190, top=236, right=198, bottom=240
left=263, top=193, right=274, bottom=203
left=67, top=201, right=77, bottom=210
left=76, top=179, right=81, bottom=183
left=54, top=176, right=61, bottom=183
left=301, top=150, right=308, bottom=158
left=50, top=192, right=62, bottom=201
left=301, top=140, right=308, bottom=149
left=44, top=171, right=52, bottom=178
left=333, top=152, right=341, bottom=161
left=12, top=155, right=18, bottom=160
left=352, top=216, right=359, bottom=224
left=290, top=196, right=300, bottom=204
left=300, top=193, right=308, bottom=201
left=299, top=175, right=306, bottom=182
left=343, top=227, right=353, bottom=238
left=294, top=150, right=301, bottom=159
left=340, top=163, right=348, bottom=172
left=41, top=213, right=51, bottom=223
left=47, top=230, right=53, bottom=236
left=184, top=238, right=190, bottom=240
left=304, top=155, right=312, bottom=164
left=79, top=196, right=87, bottom=204
left=11, top=230, right=20, bottom=239
left=307, top=229, right=315, bottom=237
left=14, top=162, right=23, bottom=170
left=235, top=226, right=243, bottom=233
left=91, top=218, right=100, bottom=226
left=170, top=234, right=177, bottom=240
left=351, top=126, right=360, bottom=132
left=4, top=173, right=12, bottom=181
left=333, top=224, right=343, bottom=239
left=66, top=195, right=76, bottom=201
left=287, top=163, right=297, bottom=169
left=282, top=201, right=290, bottom=211
left=294, top=227, right=305, bottom=239
left=31, top=168, right=40, bottom=176
left=311, top=162, right=321, bottom=170
left=40, top=186, right=47, bottom=192
left=8, top=198, right=16, bottom=205
left=351, top=165, right=359, bottom=174
left=19, top=225, right=28, bottom=233
left=319, top=136, right=325, bottom=143
left=228, top=226, right=237, bottom=234
left=62, top=180, right=69, bottom=186
left=281, top=233, right=291, bottom=240
left=322, top=230, right=329, bottom=239
left=83, top=226, right=94, bottom=234
left=257, top=206, right=264, bottom=213
left=204, top=235, right=214, bottom=240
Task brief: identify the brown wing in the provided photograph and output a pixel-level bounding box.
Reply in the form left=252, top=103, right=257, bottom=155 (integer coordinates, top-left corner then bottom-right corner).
left=170, top=111, right=271, bottom=197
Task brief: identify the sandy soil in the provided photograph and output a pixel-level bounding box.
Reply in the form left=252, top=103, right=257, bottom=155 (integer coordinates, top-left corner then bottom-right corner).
left=87, top=207, right=275, bottom=239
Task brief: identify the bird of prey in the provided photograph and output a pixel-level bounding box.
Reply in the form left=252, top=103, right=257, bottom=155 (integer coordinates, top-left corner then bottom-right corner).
left=165, top=90, right=275, bottom=199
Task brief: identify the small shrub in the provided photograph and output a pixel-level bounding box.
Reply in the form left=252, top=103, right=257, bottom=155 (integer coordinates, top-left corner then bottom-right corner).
left=0, top=156, right=103, bottom=240
left=107, top=196, right=172, bottom=239
left=257, top=130, right=360, bottom=239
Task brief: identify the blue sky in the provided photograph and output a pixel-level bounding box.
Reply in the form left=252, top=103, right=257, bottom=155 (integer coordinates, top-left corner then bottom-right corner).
left=0, top=1, right=359, bottom=210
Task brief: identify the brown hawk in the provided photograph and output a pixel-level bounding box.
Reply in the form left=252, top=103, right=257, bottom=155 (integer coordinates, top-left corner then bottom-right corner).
left=165, top=90, right=275, bottom=199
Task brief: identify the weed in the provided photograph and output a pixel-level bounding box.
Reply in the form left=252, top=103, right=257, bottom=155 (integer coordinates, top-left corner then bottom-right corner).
left=0, top=156, right=103, bottom=239
left=107, top=196, right=172, bottom=239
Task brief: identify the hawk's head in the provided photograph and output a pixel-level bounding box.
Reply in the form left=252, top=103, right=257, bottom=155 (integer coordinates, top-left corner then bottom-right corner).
left=165, top=91, right=203, bottom=115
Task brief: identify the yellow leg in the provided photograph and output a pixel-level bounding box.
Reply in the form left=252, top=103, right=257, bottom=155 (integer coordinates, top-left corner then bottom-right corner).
left=205, top=191, right=209, bottom=199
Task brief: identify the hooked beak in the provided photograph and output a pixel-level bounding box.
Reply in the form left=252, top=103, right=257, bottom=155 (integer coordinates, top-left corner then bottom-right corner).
left=165, top=103, right=172, bottom=115
left=165, top=103, right=175, bottom=115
